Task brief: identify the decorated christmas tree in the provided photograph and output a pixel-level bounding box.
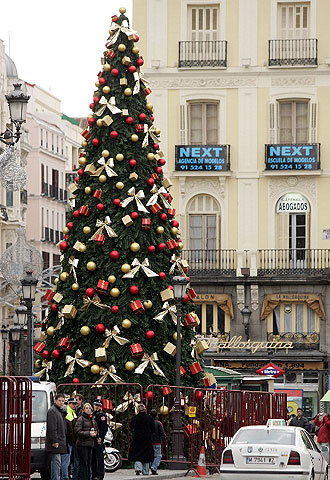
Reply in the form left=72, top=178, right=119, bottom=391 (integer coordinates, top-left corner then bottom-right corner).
left=36, top=7, right=208, bottom=390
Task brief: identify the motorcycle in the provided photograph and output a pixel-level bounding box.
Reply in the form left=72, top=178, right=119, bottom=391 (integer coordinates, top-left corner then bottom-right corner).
left=103, top=426, right=122, bottom=472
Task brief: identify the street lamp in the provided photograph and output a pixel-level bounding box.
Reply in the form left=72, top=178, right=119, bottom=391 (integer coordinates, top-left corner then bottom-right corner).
left=171, top=272, right=189, bottom=469
left=0, top=83, right=30, bottom=145
left=20, top=271, right=38, bottom=376
left=241, top=267, right=251, bottom=338
left=0, top=323, right=9, bottom=374
left=15, top=304, right=27, bottom=375
left=241, top=306, right=252, bottom=338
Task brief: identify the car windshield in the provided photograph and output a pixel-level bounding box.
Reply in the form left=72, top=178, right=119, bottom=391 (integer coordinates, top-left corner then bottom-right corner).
left=233, top=429, right=295, bottom=445
left=32, top=391, right=48, bottom=423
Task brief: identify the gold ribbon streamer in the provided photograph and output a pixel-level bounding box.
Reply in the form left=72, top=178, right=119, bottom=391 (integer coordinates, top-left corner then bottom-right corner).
left=153, top=301, right=177, bottom=324
left=68, top=257, right=79, bottom=283
left=169, top=254, right=186, bottom=276
left=107, top=20, right=136, bottom=46
left=146, top=185, right=171, bottom=209
left=135, top=352, right=165, bottom=377
left=35, top=360, right=52, bottom=381
left=103, top=325, right=130, bottom=348
left=121, top=187, right=148, bottom=213
left=90, top=216, right=118, bottom=241
left=122, top=258, right=158, bottom=279
left=54, top=313, right=65, bottom=331
left=133, top=69, right=150, bottom=95
left=64, top=349, right=91, bottom=377
left=115, top=392, right=141, bottom=414
left=95, top=365, right=125, bottom=384
left=79, top=294, right=112, bottom=312
left=142, top=125, right=160, bottom=149
left=92, top=157, right=118, bottom=178
left=95, top=96, right=122, bottom=117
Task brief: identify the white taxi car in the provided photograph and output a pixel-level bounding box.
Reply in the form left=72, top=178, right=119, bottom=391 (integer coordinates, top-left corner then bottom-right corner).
left=220, top=423, right=328, bottom=480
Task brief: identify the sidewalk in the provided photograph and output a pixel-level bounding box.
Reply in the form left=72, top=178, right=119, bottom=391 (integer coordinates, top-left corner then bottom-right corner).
left=103, top=468, right=216, bottom=480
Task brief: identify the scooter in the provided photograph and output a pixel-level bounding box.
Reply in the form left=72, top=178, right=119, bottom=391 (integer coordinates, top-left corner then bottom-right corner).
left=103, top=427, right=122, bottom=472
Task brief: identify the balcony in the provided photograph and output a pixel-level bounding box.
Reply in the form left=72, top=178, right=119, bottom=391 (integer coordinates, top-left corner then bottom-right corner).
left=178, top=40, right=227, bottom=68
left=181, top=249, right=236, bottom=276
left=265, top=144, right=320, bottom=171
left=41, top=182, right=48, bottom=196
left=258, top=249, right=330, bottom=276
left=44, top=227, right=49, bottom=241
left=50, top=185, right=59, bottom=200
left=267, top=332, right=319, bottom=350
left=268, top=39, right=317, bottom=66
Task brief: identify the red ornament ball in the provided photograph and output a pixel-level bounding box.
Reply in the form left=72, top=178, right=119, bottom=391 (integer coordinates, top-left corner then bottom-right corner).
left=99, top=77, right=106, bottom=85
left=186, top=276, right=191, bottom=282
left=86, top=288, right=95, bottom=298
left=111, top=68, right=119, bottom=76
left=78, top=168, right=84, bottom=176
left=96, top=323, right=105, bottom=333
left=145, top=330, right=155, bottom=340
left=172, top=220, right=179, bottom=228
left=75, top=176, right=80, bottom=183
left=158, top=243, right=166, bottom=251
left=137, top=57, right=144, bottom=66
left=110, top=131, right=118, bottom=139
left=160, top=213, right=167, bottom=222
left=128, top=65, right=136, bottom=73
left=93, top=96, right=100, bottom=104
left=92, top=138, right=99, bottom=146
left=159, top=271, right=166, bottom=280
left=113, top=198, right=121, bottom=207
left=150, top=115, right=154, bottom=122
left=183, top=294, right=189, bottom=303
left=67, top=222, right=74, bottom=230
left=131, top=211, right=139, bottom=220
left=129, top=159, right=137, bottom=167
left=139, top=113, right=147, bottom=121
left=129, top=285, right=139, bottom=295
left=51, top=303, right=58, bottom=312
left=52, top=349, right=61, bottom=359
left=88, top=117, right=95, bottom=126
left=72, top=378, right=80, bottom=384
left=145, top=390, right=154, bottom=400
left=112, top=305, right=119, bottom=314
left=97, top=203, right=105, bottom=211
left=159, top=158, right=166, bottom=166
left=156, top=166, right=163, bottom=174
left=195, top=390, right=204, bottom=401
left=42, top=350, right=49, bottom=359
left=147, top=178, right=155, bottom=187
left=167, top=285, right=173, bottom=290
left=110, top=250, right=120, bottom=260
left=126, top=116, right=134, bottom=125
left=59, top=241, right=68, bottom=251
left=153, top=143, right=159, bottom=150
left=89, top=102, right=95, bottom=110
left=134, top=34, right=139, bottom=42
left=148, top=245, right=156, bottom=253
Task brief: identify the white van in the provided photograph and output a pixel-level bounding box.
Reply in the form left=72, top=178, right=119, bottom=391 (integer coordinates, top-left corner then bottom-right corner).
left=30, top=378, right=57, bottom=479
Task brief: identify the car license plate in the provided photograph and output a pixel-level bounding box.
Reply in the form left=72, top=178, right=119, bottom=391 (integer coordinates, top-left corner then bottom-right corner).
left=246, top=457, right=275, bottom=464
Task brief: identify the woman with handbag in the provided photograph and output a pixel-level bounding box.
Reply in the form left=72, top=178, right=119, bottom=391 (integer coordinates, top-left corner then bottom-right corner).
left=74, top=403, right=98, bottom=480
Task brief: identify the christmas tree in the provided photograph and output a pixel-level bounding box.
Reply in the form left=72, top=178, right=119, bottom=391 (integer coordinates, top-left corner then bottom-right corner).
left=36, top=7, right=207, bottom=391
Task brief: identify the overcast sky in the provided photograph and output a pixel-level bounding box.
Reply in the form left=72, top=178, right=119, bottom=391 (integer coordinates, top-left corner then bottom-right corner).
left=0, top=0, right=133, bottom=117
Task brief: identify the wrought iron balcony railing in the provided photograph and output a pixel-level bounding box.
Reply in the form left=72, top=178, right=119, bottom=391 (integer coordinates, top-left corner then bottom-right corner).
left=267, top=332, right=319, bottom=349
left=181, top=249, right=236, bottom=275
left=179, top=40, right=227, bottom=68
left=269, top=39, right=317, bottom=66
left=258, top=249, right=330, bottom=275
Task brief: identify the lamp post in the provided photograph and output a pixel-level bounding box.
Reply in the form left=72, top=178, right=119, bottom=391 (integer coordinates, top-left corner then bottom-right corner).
left=0, top=83, right=30, bottom=145
left=20, top=271, right=37, bottom=376
left=1, top=323, right=9, bottom=374
left=15, top=303, right=27, bottom=375
left=240, top=268, right=251, bottom=338
left=171, top=273, right=189, bottom=469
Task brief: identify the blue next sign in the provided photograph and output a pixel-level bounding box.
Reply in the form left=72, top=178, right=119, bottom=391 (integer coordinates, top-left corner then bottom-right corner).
left=175, top=145, right=230, bottom=172
left=265, top=143, right=320, bottom=171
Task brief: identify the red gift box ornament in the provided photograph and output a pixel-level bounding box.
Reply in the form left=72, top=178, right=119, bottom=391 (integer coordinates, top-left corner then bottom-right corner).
left=130, top=300, right=145, bottom=315
left=79, top=205, right=91, bottom=217
left=130, top=343, right=144, bottom=358
left=143, top=87, right=152, bottom=96
left=94, top=234, right=105, bottom=245
left=34, top=342, right=46, bottom=354
left=102, top=399, right=113, bottom=412
left=187, top=288, right=197, bottom=300
left=43, top=289, right=55, bottom=303
left=167, top=208, right=176, bottom=218
left=97, top=279, right=109, bottom=295
left=93, top=189, right=103, bottom=199
left=189, top=362, right=203, bottom=375
left=111, top=14, right=119, bottom=22
left=162, top=386, right=172, bottom=396
left=180, top=366, right=186, bottom=376
left=142, top=218, right=151, bottom=230
left=58, top=337, right=74, bottom=351
left=136, top=124, right=144, bottom=133
left=184, top=424, right=198, bottom=437
left=184, top=313, right=198, bottom=327
left=81, top=128, right=91, bottom=140
left=167, top=239, right=179, bottom=250
left=150, top=203, right=162, bottom=214
left=106, top=49, right=115, bottom=59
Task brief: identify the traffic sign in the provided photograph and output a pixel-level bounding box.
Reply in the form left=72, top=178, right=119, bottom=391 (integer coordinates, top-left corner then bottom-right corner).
left=256, top=363, right=285, bottom=378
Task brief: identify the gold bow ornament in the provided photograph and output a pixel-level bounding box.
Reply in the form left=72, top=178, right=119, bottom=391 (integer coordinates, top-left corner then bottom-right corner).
left=54, top=312, right=65, bottom=332
left=92, top=157, right=118, bottom=178
left=121, top=187, right=148, bottom=213
left=95, top=96, right=122, bottom=117
left=95, top=365, right=125, bottom=384
left=133, top=69, right=150, bottom=95
left=122, top=258, right=158, bottom=279
left=153, top=301, right=177, bottom=324
left=103, top=325, right=130, bottom=348
left=142, top=125, right=160, bottom=149
left=35, top=360, right=52, bottom=381
left=115, top=392, right=141, bottom=414
left=64, top=349, right=91, bottom=377
left=90, top=217, right=118, bottom=241
left=68, top=257, right=79, bottom=283
left=169, top=254, right=187, bottom=276
left=135, top=352, right=165, bottom=377
left=106, top=20, right=136, bottom=46
left=146, top=185, right=171, bottom=209
left=79, top=294, right=112, bottom=312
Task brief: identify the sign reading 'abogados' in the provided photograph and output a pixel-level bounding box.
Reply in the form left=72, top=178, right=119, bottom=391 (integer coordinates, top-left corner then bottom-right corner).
left=265, top=144, right=320, bottom=171
left=175, top=145, right=230, bottom=172
left=277, top=193, right=310, bottom=213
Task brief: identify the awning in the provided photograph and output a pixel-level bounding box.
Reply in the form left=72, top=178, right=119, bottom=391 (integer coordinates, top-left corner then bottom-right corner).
left=321, top=390, right=330, bottom=402
left=216, top=294, right=234, bottom=319
left=261, top=293, right=326, bottom=321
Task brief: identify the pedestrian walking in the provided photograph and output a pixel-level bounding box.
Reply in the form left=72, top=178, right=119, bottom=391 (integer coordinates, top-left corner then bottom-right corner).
left=61, top=398, right=77, bottom=480
left=149, top=409, right=167, bottom=475
left=92, top=399, right=108, bottom=480
left=74, top=403, right=98, bottom=480
left=73, top=394, right=84, bottom=480
left=45, top=393, right=67, bottom=480
left=290, top=408, right=309, bottom=430
left=314, top=413, right=330, bottom=461
left=75, top=394, right=84, bottom=417
left=128, top=403, right=155, bottom=475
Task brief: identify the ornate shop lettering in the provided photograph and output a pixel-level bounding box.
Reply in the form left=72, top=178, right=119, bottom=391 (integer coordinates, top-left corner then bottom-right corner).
left=206, top=335, right=293, bottom=353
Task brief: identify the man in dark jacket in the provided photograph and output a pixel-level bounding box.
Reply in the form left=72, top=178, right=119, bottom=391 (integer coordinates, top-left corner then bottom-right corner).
left=46, top=393, right=67, bottom=480
left=150, top=409, right=167, bottom=475
left=92, top=399, right=108, bottom=480
left=128, top=403, right=155, bottom=475
left=290, top=408, right=309, bottom=430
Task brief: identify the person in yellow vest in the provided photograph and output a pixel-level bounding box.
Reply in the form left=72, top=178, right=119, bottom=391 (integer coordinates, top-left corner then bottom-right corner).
left=61, top=398, right=77, bottom=480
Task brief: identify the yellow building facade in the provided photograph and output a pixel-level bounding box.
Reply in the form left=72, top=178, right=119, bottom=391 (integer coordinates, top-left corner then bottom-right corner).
left=133, top=0, right=330, bottom=416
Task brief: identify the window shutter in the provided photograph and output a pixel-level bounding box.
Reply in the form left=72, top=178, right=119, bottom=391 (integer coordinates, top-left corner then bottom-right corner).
left=269, top=102, right=277, bottom=144
left=310, top=102, right=317, bottom=143
left=276, top=213, right=289, bottom=249
left=179, top=103, right=188, bottom=144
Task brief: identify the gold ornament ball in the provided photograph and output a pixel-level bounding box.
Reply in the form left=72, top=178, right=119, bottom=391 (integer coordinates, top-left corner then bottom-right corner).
left=173, top=332, right=182, bottom=341
left=87, top=261, right=96, bottom=271
left=78, top=157, right=87, bottom=165
left=122, top=319, right=132, bottom=329
left=95, top=80, right=100, bottom=88
left=156, top=226, right=164, bottom=234
left=121, top=264, right=131, bottom=273
left=103, top=63, right=111, bottom=72
left=83, top=226, right=91, bottom=234
left=60, top=272, right=69, bottom=281
left=119, top=6, right=126, bottom=13
left=171, top=227, right=178, bottom=235
left=54, top=278, right=59, bottom=285
left=72, top=283, right=80, bottom=291
left=108, top=275, right=116, bottom=283
left=155, top=128, right=161, bottom=135
left=63, top=227, right=69, bottom=235
left=35, top=359, right=41, bottom=368
left=124, top=88, right=132, bottom=96
left=47, top=326, right=55, bottom=337
left=102, top=86, right=111, bottom=94
left=144, top=300, right=153, bottom=310
left=146, top=102, right=153, bottom=111
left=132, top=46, right=139, bottom=54
left=91, top=364, right=100, bottom=375
left=116, top=153, right=124, bottom=162
left=79, top=244, right=87, bottom=253
left=147, top=153, right=155, bottom=161
left=118, top=43, right=126, bottom=52
left=178, top=242, right=184, bottom=251
left=87, top=114, right=93, bottom=119
left=96, top=119, right=103, bottom=127
left=130, top=242, right=140, bottom=252
left=125, top=361, right=135, bottom=371
left=102, top=150, right=110, bottom=158
left=116, top=181, right=124, bottom=190
left=85, top=186, right=92, bottom=194
left=131, top=134, right=139, bottom=142
left=110, top=287, right=120, bottom=298
left=80, top=325, right=91, bottom=336
left=99, top=174, right=107, bottom=183
left=81, top=140, right=88, bottom=147
left=159, top=405, right=169, bottom=416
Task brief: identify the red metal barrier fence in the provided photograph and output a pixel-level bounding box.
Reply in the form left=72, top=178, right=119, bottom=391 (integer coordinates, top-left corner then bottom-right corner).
left=0, top=376, right=32, bottom=480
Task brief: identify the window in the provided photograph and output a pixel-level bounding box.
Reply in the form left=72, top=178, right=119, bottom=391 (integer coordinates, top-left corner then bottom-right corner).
left=6, top=190, right=13, bottom=207
left=278, top=3, right=309, bottom=39
left=42, top=251, right=50, bottom=270
left=269, top=303, right=319, bottom=335
left=188, top=4, right=219, bottom=41
left=51, top=134, right=54, bottom=151
left=189, top=102, right=218, bottom=144
left=52, top=169, right=59, bottom=199
left=56, top=136, right=59, bottom=153
left=279, top=100, right=309, bottom=143
left=46, top=131, right=48, bottom=149
left=188, top=194, right=220, bottom=251
left=194, top=302, right=229, bottom=336
left=41, top=207, right=44, bottom=238
left=40, top=128, right=43, bottom=147
left=53, top=254, right=61, bottom=266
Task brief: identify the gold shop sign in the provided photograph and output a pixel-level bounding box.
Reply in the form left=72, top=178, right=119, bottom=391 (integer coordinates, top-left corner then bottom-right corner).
left=206, top=335, right=293, bottom=354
